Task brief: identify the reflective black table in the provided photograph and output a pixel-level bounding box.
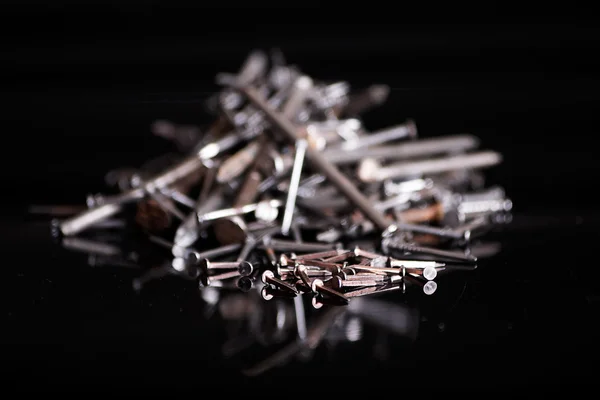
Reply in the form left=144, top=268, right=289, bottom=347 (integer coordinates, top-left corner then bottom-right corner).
left=5, top=209, right=599, bottom=391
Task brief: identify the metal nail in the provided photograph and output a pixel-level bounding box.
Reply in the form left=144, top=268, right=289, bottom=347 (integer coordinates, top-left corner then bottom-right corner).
left=401, top=274, right=438, bottom=295
left=344, top=282, right=403, bottom=298
left=294, top=264, right=314, bottom=291
left=296, top=259, right=342, bottom=274
left=310, top=279, right=349, bottom=304
left=323, top=134, right=479, bottom=165
left=199, top=259, right=254, bottom=276
left=330, top=276, right=380, bottom=289
left=261, top=270, right=299, bottom=294
left=292, top=249, right=344, bottom=261
left=332, top=119, right=417, bottom=151
left=216, top=139, right=263, bottom=183
left=201, top=269, right=247, bottom=286
left=241, top=86, right=391, bottom=232
left=261, top=285, right=298, bottom=300
left=281, top=139, right=308, bottom=235
left=383, top=236, right=477, bottom=263
left=358, top=151, right=502, bottom=182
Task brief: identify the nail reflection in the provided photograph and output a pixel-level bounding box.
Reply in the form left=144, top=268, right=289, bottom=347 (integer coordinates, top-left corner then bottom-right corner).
left=242, top=305, right=345, bottom=376
left=132, top=258, right=200, bottom=292
left=62, top=236, right=122, bottom=257
left=206, top=278, right=444, bottom=376
left=55, top=228, right=480, bottom=377
left=62, top=236, right=140, bottom=268
left=346, top=297, right=420, bottom=341
left=467, top=241, right=502, bottom=259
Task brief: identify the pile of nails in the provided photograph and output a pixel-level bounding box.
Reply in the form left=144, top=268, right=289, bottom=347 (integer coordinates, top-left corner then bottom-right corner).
left=53, top=49, right=512, bottom=307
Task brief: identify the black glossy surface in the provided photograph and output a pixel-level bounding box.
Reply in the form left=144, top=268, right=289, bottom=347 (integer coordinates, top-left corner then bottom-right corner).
left=3, top=16, right=600, bottom=392
left=6, top=213, right=600, bottom=391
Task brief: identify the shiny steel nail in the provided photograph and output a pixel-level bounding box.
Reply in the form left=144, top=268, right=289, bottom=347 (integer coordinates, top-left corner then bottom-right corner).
left=323, top=134, right=479, bottom=165
left=457, top=198, right=513, bottom=220
left=333, top=119, right=417, bottom=151
left=330, top=276, right=380, bottom=289
left=358, top=151, right=502, bottom=182
left=203, top=269, right=247, bottom=286
left=385, top=257, right=445, bottom=269
left=178, top=242, right=241, bottom=263
left=199, top=259, right=254, bottom=276
left=197, top=199, right=282, bottom=225
left=281, top=138, right=308, bottom=235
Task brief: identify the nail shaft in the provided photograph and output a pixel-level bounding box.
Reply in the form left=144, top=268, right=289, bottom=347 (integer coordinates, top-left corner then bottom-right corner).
left=262, top=270, right=299, bottom=294
left=311, top=279, right=348, bottom=303
left=385, top=239, right=477, bottom=263
left=281, top=139, right=308, bottom=235
left=242, top=86, right=390, bottom=232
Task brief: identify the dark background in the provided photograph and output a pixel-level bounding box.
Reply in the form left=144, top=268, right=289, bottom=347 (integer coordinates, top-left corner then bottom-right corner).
left=2, top=5, right=600, bottom=393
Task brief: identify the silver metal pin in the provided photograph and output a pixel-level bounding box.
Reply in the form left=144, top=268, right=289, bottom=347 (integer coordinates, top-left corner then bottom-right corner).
left=333, top=120, right=417, bottom=151
left=343, top=272, right=387, bottom=281
left=330, top=276, right=380, bottom=289
left=323, top=134, right=480, bottom=165
left=358, top=151, right=502, bottom=182
left=179, top=243, right=242, bottom=263
left=197, top=199, right=283, bottom=225
left=198, top=259, right=253, bottom=275
left=203, top=269, right=247, bottom=286
left=281, top=138, right=308, bottom=235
